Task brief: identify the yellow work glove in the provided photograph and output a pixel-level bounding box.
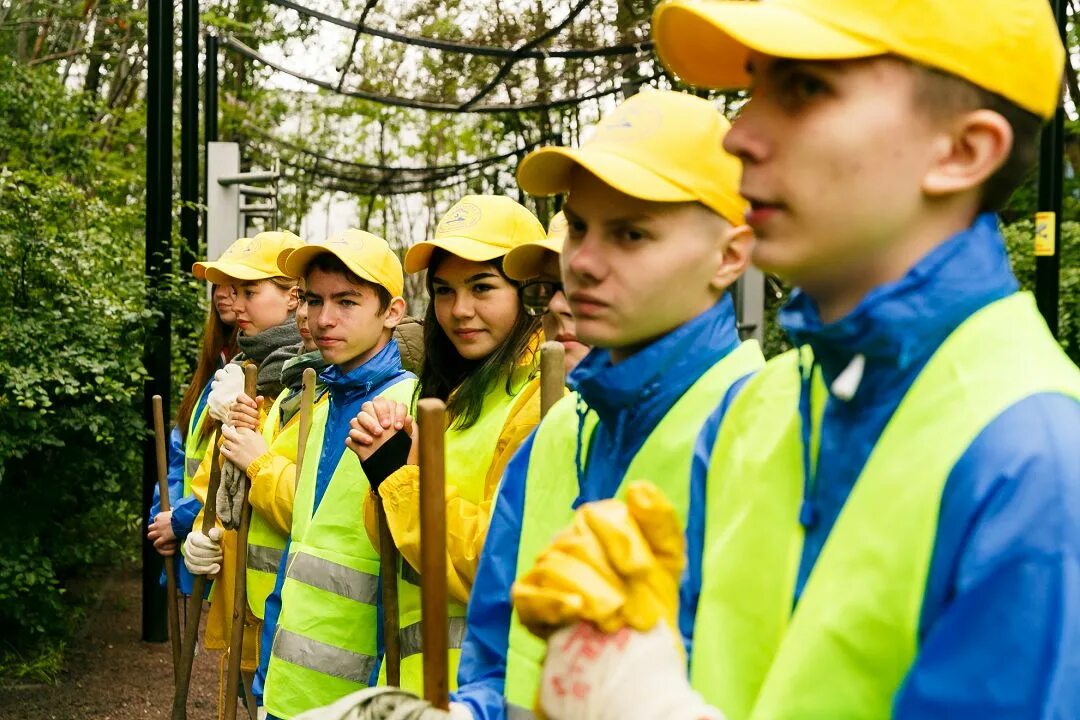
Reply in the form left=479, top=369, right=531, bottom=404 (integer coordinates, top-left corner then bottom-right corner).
left=512, top=482, right=685, bottom=640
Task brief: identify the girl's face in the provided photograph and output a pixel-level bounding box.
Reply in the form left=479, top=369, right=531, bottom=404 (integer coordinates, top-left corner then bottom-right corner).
left=295, top=280, right=317, bottom=352
left=231, top=279, right=297, bottom=336
left=431, top=255, right=521, bottom=361
left=537, top=252, right=589, bottom=373
left=213, top=284, right=237, bottom=325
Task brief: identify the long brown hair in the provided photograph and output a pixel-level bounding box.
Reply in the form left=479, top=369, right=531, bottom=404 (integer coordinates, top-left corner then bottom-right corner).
left=417, top=250, right=540, bottom=430
left=176, top=291, right=237, bottom=442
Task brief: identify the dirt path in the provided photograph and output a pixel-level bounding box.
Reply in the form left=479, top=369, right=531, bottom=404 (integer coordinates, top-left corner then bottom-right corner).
left=0, top=569, right=221, bottom=720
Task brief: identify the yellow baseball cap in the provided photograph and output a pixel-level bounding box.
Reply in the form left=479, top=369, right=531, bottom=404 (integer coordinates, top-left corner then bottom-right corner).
left=192, top=231, right=304, bottom=285
left=404, top=195, right=546, bottom=274
left=503, top=212, right=568, bottom=281
left=278, top=229, right=405, bottom=298
left=652, top=0, right=1064, bottom=120
left=516, top=90, right=747, bottom=227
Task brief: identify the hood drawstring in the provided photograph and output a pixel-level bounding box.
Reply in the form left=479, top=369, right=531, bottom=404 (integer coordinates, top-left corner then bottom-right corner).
left=797, top=349, right=819, bottom=531
left=574, top=396, right=590, bottom=495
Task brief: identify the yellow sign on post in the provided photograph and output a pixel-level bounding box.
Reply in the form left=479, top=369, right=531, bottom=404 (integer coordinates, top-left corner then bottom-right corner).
left=1035, top=211, right=1056, bottom=257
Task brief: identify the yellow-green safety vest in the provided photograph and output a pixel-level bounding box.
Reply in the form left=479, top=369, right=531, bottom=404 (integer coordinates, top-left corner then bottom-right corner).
left=503, top=341, right=765, bottom=710
left=263, top=377, right=418, bottom=719
left=245, top=389, right=293, bottom=619
left=385, top=369, right=536, bottom=696
left=183, top=384, right=214, bottom=494
left=691, top=292, right=1080, bottom=719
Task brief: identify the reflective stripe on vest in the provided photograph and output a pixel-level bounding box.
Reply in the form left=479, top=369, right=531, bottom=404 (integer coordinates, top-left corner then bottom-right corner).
left=385, top=370, right=535, bottom=696
left=285, top=550, right=380, bottom=604
left=264, top=377, right=418, bottom=719
left=503, top=341, right=765, bottom=708
left=247, top=544, right=282, bottom=575
left=272, top=627, right=378, bottom=686
left=691, top=292, right=1080, bottom=720
left=246, top=388, right=293, bottom=618
left=399, top=616, right=467, bottom=658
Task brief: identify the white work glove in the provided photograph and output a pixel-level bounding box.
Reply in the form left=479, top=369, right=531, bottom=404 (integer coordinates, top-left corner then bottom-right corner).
left=208, top=364, right=245, bottom=423
left=538, top=622, right=724, bottom=720
left=183, top=527, right=224, bottom=576
left=257, top=707, right=267, bottom=720
left=292, top=686, right=475, bottom=720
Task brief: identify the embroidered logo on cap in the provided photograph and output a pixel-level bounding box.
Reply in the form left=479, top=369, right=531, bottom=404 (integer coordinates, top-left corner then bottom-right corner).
left=436, top=202, right=482, bottom=235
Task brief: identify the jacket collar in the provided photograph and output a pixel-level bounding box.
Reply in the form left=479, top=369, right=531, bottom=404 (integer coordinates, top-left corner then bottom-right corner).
left=320, top=340, right=412, bottom=403
left=780, top=213, right=1019, bottom=387
left=569, top=295, right=742, bottom=425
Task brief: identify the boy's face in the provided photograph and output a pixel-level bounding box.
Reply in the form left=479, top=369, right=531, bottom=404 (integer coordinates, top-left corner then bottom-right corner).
left=724, top=54, right=943, bottom=309
left=305, top=268, right=393, bottom=373
left=536, top=251, right=589, bottom=374
left=562, top=169, right=745, bottom=361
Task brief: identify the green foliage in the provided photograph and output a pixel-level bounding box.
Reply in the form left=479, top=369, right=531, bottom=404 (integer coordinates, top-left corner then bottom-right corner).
left=0, top=58, right=149, bottom=654
left=1002, top=219, right=1080, bottom=364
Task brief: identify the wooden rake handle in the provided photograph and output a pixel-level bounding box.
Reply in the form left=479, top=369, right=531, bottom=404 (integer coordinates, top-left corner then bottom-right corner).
left=224, top=363, right=259, bottom=720
left=539, top=341, right=566, bottom=419
left=152, top=395, right=183, bottom=678
left=417, top=399, right=449, bottom=709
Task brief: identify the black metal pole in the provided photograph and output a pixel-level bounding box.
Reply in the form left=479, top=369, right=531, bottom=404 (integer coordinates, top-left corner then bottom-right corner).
left=205, top=34, right=219, bottom=143
left=180, top=0, right=199, bottom=270
left=1035, top=0, right=1066, bottom=337
left=143, top=0, right=174, bottom=644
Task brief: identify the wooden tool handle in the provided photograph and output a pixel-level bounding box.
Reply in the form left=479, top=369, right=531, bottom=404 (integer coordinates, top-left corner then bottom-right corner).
left=377, top=497, right=402, bottom=686
left=223, top=362, right=260, bottom=720
left=539, top=341, right=566, bottom=419
left=417, top=399, right=449, bottom=709
left=152, top=395, right=183, bottom=677
left=295, top=368, right=316, bottom=476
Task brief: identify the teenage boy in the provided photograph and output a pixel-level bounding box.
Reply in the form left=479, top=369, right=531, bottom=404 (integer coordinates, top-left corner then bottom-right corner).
left=256, top=230, right=416, bottom=719
left=452, top=89, right=765, bottom=720
left=516, top=1, right=1080, bottom=719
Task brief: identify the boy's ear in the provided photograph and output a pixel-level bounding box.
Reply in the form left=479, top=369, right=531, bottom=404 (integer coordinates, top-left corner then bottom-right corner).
left=922, top=109, right=1013, bottom=197
left=383, top=297, right=407, bottom=330
left=711, top=224, right=755, bottom=293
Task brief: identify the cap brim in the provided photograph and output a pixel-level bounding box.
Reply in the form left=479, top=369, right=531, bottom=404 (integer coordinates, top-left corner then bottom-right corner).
left=653, top=0, right=887, bottom=89
left=282, top=244, right=400, bottom=296
left=518, top=146, right=696, bottom=204
left=503, top=239, right=563, bottom=281
left=194, top=261, right=276, bottom=284
left=404, top=237, right=510, bottom=274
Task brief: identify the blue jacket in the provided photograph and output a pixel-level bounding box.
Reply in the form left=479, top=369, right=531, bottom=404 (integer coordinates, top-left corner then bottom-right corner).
left=149, top=382, right=213, bottom=596
left=253, top=340, right=415, bottom=707
left=692, top=214, right=1080, bottom=718
left=454, top=298, right=750, bottom=720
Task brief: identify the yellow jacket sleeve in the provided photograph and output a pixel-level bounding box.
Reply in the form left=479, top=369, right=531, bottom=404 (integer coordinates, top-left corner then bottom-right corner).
left=365, top=377, right=543, bottom=604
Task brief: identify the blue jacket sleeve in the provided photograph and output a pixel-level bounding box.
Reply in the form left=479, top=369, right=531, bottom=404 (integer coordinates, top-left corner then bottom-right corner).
left=451, top=432, right=535, bottom=720
left=682, top=373, right=753, bottom=658
left=253, top=536, right=290, bottom=704
left=170, top=494, right=202, bottom=543
left=150, top=426, right=186, bottom=521
left=895, top=393, right=1080, bottom=719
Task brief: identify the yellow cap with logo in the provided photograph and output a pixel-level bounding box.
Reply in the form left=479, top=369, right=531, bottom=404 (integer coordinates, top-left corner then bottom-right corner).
left=404, top=195, right=546, bottom=274
left=652, top=0, right=1064, bottom=120
left=192, top=231, right=304, bottom=285
left=278, top=229, right=405, bottom=298
left=516, top=90, right=747, bottom=228
left=503, top=212, right=568, bottom=281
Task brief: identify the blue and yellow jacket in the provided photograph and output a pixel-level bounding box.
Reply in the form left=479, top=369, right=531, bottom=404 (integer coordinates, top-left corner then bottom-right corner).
left=690, top=214, right=1080, bottom=718
left=453, top=297, right=755, bottom=720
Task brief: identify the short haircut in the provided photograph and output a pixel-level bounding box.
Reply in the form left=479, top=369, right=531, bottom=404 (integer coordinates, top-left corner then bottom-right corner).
left=910, top=63, right=1045, bottom=213
left=304, top=252, right=393, bottom=313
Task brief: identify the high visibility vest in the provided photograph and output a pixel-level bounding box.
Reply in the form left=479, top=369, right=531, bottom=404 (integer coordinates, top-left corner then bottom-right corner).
left=386, top=371, right=535, bottom=696
left=691, top=292, right=1080, bottom=719
left=183, top=383, right=214, bottom=494
left=263, top=377, right=417, bottom=719
left=245, top=389, right=302, bottom=619
left=503, top=341, right=765, bottom=710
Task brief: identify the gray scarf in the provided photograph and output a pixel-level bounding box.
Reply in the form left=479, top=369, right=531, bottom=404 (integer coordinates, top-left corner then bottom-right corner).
left=233, top=316, right=302, bottom=399
left=278, top=347, right=331, bottom=427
